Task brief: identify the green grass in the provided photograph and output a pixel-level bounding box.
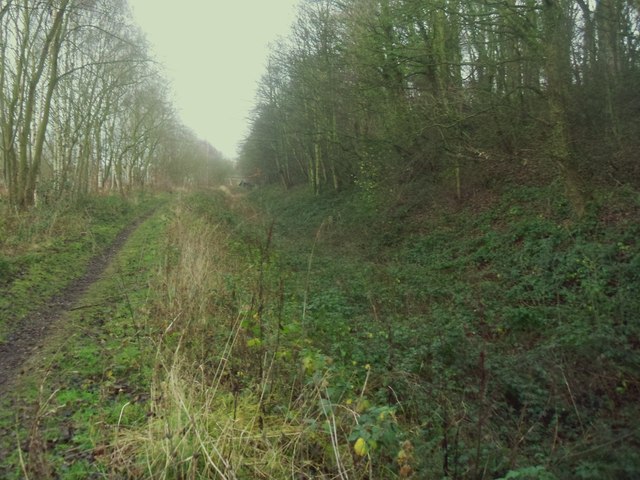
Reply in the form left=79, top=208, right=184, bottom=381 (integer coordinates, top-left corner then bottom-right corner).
left=3, top=182, right=637, bottom=479
left=0, top=198, right=170, bottom=479
left=0, top=193, right=163, bottom=342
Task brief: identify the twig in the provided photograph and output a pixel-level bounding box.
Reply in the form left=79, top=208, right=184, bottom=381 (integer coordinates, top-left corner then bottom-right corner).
left=322, top=387, right=349, bottom=480
left=301, top=218, right=328, bottom=328
left=560, top=367, right=584, bottom=434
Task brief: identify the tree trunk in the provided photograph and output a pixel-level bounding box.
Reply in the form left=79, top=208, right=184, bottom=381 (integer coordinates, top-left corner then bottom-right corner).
left=543, top=0, right=587, bottom=216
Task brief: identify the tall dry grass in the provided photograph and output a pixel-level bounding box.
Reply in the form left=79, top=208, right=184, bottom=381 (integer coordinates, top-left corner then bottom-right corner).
left=110, top=194, right=365, bottom=479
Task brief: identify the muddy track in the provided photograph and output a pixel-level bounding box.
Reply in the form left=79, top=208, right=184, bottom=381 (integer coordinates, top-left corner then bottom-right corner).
left=0, top=209, right=157, bottom=395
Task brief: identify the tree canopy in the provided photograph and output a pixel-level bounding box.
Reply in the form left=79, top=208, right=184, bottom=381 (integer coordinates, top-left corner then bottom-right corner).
left=240, top=0, right=640, bottom=207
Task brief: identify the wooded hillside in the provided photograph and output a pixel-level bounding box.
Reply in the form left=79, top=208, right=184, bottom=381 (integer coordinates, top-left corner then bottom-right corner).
left=240, top=0, right=639, bottom=210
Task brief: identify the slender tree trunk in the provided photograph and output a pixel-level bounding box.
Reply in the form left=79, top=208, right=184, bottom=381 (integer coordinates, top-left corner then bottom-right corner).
left=26, top=8, right=68, bottom=206
left=17, top=0, right=69, bottom=208
left=543, top=0, right=587, bottom=216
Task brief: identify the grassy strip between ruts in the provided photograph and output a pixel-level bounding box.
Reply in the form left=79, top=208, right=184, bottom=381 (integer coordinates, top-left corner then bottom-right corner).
left=0, top=198, right=171, bottom=479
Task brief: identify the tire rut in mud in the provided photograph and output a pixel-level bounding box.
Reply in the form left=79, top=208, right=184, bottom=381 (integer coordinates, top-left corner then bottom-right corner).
left=0, top=210, right=156, bottom=394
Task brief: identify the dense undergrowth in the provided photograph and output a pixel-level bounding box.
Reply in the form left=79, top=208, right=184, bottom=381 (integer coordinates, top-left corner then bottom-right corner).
left=1, top=182, right=638, bottom=479
left=113, top=181, right=640, bottom=479
left=237, top=181, right=640, bottom=479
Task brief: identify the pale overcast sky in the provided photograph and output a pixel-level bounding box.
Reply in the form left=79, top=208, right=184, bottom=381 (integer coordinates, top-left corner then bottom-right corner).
left=127, top=1, right=300, bottom=159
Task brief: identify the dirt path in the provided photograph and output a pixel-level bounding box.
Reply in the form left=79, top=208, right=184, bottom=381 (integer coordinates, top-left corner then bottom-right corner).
left=0, top=210, right=156, bottom=395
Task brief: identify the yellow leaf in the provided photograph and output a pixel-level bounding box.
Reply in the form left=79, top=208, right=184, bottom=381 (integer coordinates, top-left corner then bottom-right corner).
left=303, top=356, right=314, bottom=374
left=354, top=437, right=368, bottom=456
left=356, top=398, right=370, bottom=413
left=397, top=448, right=407, bottom=463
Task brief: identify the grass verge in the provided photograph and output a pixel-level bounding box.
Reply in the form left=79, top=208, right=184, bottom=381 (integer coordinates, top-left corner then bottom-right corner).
left=0, top=194, right=163, bottom=342
left=0, top=197, right=169, bottom=479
